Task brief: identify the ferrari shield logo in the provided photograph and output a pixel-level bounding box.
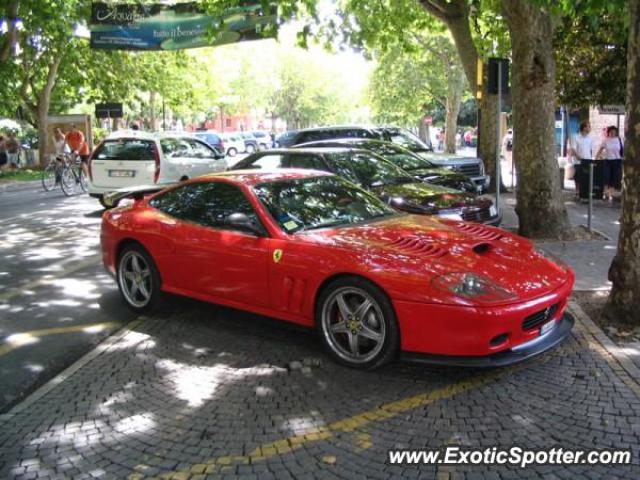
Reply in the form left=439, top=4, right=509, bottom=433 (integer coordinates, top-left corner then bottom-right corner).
left=273, top=249, right=283, bottom=264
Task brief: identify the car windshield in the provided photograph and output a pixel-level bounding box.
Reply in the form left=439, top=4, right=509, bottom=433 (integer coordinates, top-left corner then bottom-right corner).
left=253, top=176, right=397, bottom=233
left=326, top=151, right=416, bottom=188
left=360, top=143, right=435, bottom=170
left=385, top=130, right=431, bottom=152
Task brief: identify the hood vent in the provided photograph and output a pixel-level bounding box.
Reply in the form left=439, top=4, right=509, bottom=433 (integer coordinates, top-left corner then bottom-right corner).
left=455, top=223, right=504, bottom=241
left=387, top=237, right=447, bottom=257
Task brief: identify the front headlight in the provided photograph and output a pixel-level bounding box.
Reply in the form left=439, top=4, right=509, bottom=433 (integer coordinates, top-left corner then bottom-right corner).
left=478, top=160, right=485, bottom=176
left=432, top=272, right=517, bottom=304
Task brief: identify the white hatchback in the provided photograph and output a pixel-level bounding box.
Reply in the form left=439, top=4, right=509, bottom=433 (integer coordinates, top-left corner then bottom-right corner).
left=88, top=130, right=227, bottom=208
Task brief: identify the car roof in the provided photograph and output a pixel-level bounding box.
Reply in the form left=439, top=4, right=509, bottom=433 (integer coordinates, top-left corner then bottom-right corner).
left=199, top=168, right=333, bottom=186
left=251, top=147, right=358, bottom=155
left=296, top=138, right=393, bottom=148
left=295, top=125, right=377, bottom=133
left=105, top=130, right=204, bottom=141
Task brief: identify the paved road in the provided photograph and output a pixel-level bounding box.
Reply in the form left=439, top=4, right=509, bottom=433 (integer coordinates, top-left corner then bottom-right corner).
left=0, top=184, right=135, bottom=411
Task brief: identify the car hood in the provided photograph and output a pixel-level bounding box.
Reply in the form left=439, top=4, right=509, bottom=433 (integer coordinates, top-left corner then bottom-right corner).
left=417, top=152, right=480, bottom=167
left=299, top=215, right=571, bottom=304
left=408, top=168, right=477, bottom=192
left=370, top=181, right=489, bottom=213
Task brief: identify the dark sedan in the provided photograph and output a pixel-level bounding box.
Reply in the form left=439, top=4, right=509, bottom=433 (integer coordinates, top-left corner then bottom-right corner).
left=295, top=139, right=478, bottom=193
left=232, top=148, right=500, bottom=225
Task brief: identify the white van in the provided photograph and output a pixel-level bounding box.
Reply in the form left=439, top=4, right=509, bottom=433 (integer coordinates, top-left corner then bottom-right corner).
left=88, top=130, right=227, bottom=208
left=219, top=133, right=246, bottom=157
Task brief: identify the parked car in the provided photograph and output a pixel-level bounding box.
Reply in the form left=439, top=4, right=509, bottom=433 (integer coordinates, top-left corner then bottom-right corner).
left=233, top=148, right=501, bottom=225
left=287, top=126, right=489, bottom=192
left=237, top=132, right=260, bottom=153
left=88, top=130, right=226, bottom=208
left=194, top=130, right=225, bottom=156
left=251, top=131, right=272, bottom=150
left=220, top=133, right=246, bottom=157
left=275, top=130, right=299, bottom=148
left=295, top=139, right=478, bottom=193
left=102, top=169, right=574, bottom=369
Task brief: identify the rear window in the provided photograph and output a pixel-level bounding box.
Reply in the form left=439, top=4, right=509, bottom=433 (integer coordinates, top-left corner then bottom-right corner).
left=95, top=139, right=156, bottom=161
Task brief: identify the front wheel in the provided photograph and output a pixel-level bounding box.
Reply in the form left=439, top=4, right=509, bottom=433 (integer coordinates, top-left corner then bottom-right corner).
left=117, top=244, right=163, bottom=313
left=317, top=277, right=399, bottom=369
left=227, top=147, right=237, bottom=157
left=246, top=144, right=256, bottom=154
left=60, top=166, right=77, bottom=196
left=99, top=195, right=119, bottom=209
left=42, top=163, right=58, bottom=191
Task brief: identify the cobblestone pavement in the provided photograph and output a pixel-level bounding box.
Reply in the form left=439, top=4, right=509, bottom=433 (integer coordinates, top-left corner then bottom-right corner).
left=1, top=295, right=640, bottom=479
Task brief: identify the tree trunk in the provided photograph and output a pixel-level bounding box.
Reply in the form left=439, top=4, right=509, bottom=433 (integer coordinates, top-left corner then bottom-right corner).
left=36, top=54, right=64, bottom=166
left=502, top=1, right=570, bottom=238
left=149, top=91, right=157, bottom=131
left=444, top=70, right=464, bottom=154
left=606, top=0, right=640, bottom=324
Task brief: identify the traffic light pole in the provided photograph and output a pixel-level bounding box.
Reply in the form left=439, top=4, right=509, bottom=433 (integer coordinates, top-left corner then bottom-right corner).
left=495, top=61, right=502, bottom=215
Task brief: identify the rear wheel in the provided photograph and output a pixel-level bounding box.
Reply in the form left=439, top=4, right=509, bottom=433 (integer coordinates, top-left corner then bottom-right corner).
left=42, top=163, right=58, bottom=191
left=78, top=169, right=89, bottom=192
left=317, top=277, right=399, bottom=369
left=117, top=244, right=163, bottom=313
left=246, top=144, right=256, bottom=154
left=99, top=195, right=119, bottom=209
left=227, top=147, right=237, bottom=157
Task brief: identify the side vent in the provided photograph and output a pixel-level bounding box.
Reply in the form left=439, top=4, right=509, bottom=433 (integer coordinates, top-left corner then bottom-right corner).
left=387, top=237, right=447, bottom=257
left=455, top=223, right=504, bottom=241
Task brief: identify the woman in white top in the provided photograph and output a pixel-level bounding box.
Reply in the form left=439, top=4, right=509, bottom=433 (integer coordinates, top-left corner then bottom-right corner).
left=596, top=126, right=624, bottom=200
left=52, top=128, right=68, bottom=160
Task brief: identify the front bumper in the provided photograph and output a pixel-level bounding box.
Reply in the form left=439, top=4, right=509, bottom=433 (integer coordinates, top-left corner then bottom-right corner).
left=401, top=313, right=574, bottom=368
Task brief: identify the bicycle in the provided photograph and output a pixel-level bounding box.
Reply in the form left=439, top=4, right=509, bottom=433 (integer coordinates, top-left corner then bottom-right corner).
left=41, top=155, right=65, bottom=191
left=60, top=153, right=88, bottom=196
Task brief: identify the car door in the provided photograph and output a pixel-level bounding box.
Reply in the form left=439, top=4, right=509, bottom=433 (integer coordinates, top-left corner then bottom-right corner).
left=184, top=138, right=226, bottom=176
left=166, top=182, right=270, bottom=307
left=159, top=138, right=194, bottom=180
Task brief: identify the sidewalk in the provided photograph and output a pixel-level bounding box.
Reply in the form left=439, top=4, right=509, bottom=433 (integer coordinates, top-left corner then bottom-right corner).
left=499, top=190, right=619, bottom=291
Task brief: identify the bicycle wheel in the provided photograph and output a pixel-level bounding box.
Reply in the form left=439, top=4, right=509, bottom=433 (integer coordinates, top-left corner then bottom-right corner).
left=42, top=163, right=58, bottom=191
left=78, top=168, right=89, bottom=193
left=60, top=166, right=77, bottom=196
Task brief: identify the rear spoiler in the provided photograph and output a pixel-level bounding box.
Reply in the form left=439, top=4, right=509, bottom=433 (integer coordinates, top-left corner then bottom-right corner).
left=103, top=184, right=174, bottom=207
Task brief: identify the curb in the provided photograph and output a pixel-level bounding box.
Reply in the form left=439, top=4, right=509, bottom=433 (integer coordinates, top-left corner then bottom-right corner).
left=0, top=180, right=41, bottom=193
left=568, top=299, right=640, bottom=394
left=0, top=318, right=146, bottom=423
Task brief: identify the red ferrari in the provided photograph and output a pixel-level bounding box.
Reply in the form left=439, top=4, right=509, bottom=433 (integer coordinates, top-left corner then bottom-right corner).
left=101, top=170, right=574, bottom=369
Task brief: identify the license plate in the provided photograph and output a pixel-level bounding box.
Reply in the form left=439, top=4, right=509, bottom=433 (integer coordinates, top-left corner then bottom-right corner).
left=540, top=320, right=555, bottom=336
left=109, top=170, right=135, bottom=178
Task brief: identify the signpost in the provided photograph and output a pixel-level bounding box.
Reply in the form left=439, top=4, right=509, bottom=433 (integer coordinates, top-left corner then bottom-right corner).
left=95, top=103, right=123, bottom=132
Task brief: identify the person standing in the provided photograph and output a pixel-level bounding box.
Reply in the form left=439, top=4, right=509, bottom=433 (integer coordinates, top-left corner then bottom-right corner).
left=568, top=121, right=593, bottom=198
left=0, top=135, right=7, bottom=171
left=5, top=132, right=21, bottom=170
left=596, top=126, right=624, bottom=201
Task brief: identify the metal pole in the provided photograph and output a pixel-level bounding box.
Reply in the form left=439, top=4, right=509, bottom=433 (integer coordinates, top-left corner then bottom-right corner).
left=588, top=161, right=594, bottom=232
left=162, top=98, right=166, bottom=131
left=495, top=60, right=502, bottom=214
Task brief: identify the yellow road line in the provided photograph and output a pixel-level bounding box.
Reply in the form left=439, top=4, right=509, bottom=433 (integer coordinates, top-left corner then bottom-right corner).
left=0, top=321, right=119, bottom=357
left=0, top=254, right=101, bottom=301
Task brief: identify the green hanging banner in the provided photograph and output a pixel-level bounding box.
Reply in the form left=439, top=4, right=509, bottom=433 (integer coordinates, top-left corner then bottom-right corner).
left=90, top=1, right=278, bottom=51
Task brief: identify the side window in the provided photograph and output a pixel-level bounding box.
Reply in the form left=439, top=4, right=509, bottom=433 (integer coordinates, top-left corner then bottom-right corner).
left=248, top=154, right=285, bottom=169
left=186, top=139, right=217, bottom=159
left=287, top=154, right=328, bottom=171
left=149, top=182, right=259, bottom=232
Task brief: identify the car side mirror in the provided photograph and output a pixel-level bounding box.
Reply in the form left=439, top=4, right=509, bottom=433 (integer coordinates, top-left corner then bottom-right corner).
left=226, top=213, right=265, bottom=236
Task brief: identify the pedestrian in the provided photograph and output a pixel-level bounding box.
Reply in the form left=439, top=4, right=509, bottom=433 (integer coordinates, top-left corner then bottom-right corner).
left=5, top=131, right=21, bottom=170
left=502, top=129, right=514, bottom=181
left=568, top=121, right=593, bottom=199
left=437, top=129, right=445, bottom=151
left=0, top=135, right=7, bottom=171
left=596, top=126, right=624, bottom=201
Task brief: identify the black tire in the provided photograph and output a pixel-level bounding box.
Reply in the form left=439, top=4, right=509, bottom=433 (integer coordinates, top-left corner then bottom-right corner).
left=99, top=195, right=119, bottom=209
left=228, top=147, right=237, bottom=157
left=42, top=163, right=58, bottom=191
left=116, top=243, right=163, bottom=314
left=79, top=170, right=89, bottom=193
left=246, top=144, right=256, bottom=154
left=316, top=276, right=399, bottom=370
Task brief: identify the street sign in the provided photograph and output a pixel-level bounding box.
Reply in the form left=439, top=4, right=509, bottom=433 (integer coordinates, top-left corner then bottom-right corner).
left=488, top=58, right=510, bottom=95
left=95, top=103, right=123, bottom=119
left=597, top=105, right=625, bottom=115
